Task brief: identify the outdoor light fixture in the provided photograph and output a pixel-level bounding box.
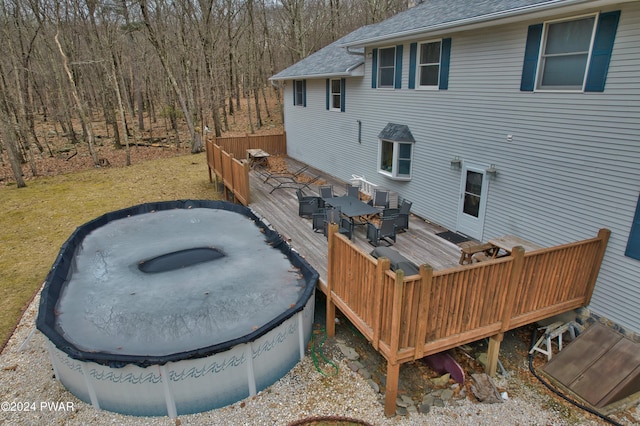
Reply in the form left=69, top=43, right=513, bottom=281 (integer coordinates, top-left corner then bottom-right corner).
left=486, top=164, right=498, bottom=176
left=450, top=156, right=461, bottom=169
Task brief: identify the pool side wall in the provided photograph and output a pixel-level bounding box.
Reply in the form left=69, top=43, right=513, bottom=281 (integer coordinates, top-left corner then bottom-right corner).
left=47, top=291, right=315, bottom=416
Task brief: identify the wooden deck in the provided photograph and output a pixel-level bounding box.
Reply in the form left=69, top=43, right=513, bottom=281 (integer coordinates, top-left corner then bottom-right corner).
left=245, top=157, right=462, bottom=290
left=231, top=156, right=611, bottom=417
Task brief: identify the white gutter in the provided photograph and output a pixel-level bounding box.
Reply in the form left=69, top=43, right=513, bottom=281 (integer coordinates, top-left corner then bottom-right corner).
left=338, top=0, right=629, bottom=47
left=346, top=46, right=365, bottom=56
left=269, top=66, right=364, bottom=81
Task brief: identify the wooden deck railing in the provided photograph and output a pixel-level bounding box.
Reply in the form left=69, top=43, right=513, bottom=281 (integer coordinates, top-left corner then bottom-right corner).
left=210, top=133, right=286, bottom=159
left=325, top=225, right=610, bottom=416
left=205, top=141, right=250, bottom=205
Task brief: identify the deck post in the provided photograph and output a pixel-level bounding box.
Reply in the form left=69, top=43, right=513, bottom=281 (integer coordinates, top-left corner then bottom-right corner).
left=486, top=333, right=503, bottom=377
left=384, top=269, right=404, bottom=416
left=372, top=257, right=390, bottom=350
left=487, top=246, right=524, bottom=376
left=584, top=228, right=611, bottom=305
left=239, top=159, right=250, bottom=205
left=384, top=361, right=400, bottom=417
left=228, top=152, right=235, bottom=204
left=326, top=223, right=338, bottom=337
left=413, top=264, right=433, bottom=360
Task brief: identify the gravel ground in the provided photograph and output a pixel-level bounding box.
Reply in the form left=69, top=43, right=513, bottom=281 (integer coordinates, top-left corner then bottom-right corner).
left=1, top=292, right=636, bottom=426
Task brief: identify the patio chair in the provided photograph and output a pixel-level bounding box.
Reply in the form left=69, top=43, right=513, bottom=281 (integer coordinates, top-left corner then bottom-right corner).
left=262, top=164, right=309, bottom=183
left=322, top=207, right=341, bottom=236
left=336, top=217, right=354, bottom=240
left=312, top=208, right=326, bottom=233
left=319, top=185, right=334, bottom=199
left=394, top=199, right=412, bottom=232
left=296, top=189, right=321, bottom=218
left=368, top=189, right=389, bottom=209
left=382, top=208, right=399, bottom=218
left=388, top=191, right=399, bottom=209
left=346, top=183, right=359, bottom=199
left=366, top=216, right=397, bottom=246
left=320, top=207, right=352, bottom=240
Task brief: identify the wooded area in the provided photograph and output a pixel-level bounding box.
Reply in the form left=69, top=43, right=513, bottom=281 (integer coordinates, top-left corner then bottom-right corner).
left=0, top=0, right=412, bottom=187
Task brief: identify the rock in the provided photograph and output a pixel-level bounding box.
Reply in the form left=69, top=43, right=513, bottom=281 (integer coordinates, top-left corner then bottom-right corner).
left=336, top=343, right=359, bottom=360
left=476, top=352, right=488, bottom=368
left=418, top=403, right=431, bottom=414
left=347, top=360, right=363, bottom=371
left=359, top=368, right=371, bottom=380
left=470, top=373, right=503, bottom=404
left=396, top=397, right=410, bottom=408
left=440, top=389, right=454, bottom=401
left=422, top=395, right=435, bottom=406
left=367, top=379, right=380, bottom=393
left=400, top=395, right=413, bottom=405
left=407, top=405, right=418, bottom=414
left=433, top=398, right=445, bottom=407
left=431, top=373, right=450, bottom=386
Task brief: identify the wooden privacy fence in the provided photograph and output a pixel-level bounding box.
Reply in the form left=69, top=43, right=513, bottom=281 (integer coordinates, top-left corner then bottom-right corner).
left=206, top=141, right=250, bottom=206
left=210, top=133, right=287, bottom=159
left=325, top=225, right=610, bottom=416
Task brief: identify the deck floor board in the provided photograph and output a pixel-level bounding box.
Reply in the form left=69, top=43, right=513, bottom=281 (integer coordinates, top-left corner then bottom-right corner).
left=241, top=158, right=463, bottom=286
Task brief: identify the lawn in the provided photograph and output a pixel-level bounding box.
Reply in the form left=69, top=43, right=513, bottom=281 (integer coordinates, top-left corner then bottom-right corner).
left=0, top=152, right=218, bottom=348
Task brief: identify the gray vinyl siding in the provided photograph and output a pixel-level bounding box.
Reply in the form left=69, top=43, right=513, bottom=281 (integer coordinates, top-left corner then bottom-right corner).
left=282, top=2, right=640, bottom=334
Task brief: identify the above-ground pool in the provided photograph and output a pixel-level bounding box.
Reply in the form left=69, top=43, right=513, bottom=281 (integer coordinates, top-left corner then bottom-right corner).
left=36, top=200, right=318, bottom=417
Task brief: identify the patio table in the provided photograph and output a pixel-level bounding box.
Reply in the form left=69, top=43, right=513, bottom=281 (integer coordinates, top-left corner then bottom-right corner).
left=246, top=148, right=270, bottom=168
left=488, top=235, right=543, bottom=255
left=322, top=196, right=380, bottom=218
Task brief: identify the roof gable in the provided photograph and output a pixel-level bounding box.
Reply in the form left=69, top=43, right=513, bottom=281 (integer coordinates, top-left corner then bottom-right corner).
left=378, top=123, right=415, bottom=142
left=270, top=35, right=364, bottom=81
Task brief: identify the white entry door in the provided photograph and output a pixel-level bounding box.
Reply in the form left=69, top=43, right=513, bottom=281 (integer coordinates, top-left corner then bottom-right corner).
left=456, top=163, right=489, bottom=241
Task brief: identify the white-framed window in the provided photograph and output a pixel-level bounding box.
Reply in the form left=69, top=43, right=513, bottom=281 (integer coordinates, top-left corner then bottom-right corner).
left=378, top=46, right=396, bottom=88
left=330, top=79, right=341, bottom=111
left=418, top=40, right=441, bottom=88
left=378, top=139, right=413, bottom=180
left=537, top=14, right=597, bottom=91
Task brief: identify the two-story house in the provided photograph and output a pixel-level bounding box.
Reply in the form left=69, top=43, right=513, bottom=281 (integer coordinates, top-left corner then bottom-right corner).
left=270, top=0, right=640, bottom=338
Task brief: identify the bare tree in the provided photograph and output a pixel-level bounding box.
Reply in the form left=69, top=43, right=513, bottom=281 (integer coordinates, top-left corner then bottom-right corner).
left=0, top=79, right=26, bottom=187
left=54, top=22, right=100, bottom=165
left=138, top=0, right=202, bottom=153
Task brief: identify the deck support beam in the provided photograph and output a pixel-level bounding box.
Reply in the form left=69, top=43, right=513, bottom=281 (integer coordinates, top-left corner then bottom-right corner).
left=326, top=223, right=338, bottom=337
left=384, top=361, right=400, bottom=416
left=486, top=333, right=503, bottom=376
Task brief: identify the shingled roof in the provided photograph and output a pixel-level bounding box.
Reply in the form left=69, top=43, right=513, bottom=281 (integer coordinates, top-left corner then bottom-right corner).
left=270, top=0, right=580, bottom=80
left=270, top=35, right=364, bottom=80
left=338, top=0, right=570, bottom=46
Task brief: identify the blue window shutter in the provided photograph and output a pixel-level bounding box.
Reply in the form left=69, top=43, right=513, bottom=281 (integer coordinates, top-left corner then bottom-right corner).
left=408, top=42, right=417, bottom=89
left=293, top=80, right=296, bottom=105
left=585, top=10, right=620, bottom=93
left=325, top=79, right=330, bottom=110
left=340, top=78, right=346, bottom=112
left=302, top=79, right=306, bottom=107
left=625, top=193, right=640, bottom=260
left=439, top=38, right=451, bottom=90
left=371, top=48, right=378, bottom=88
left=394, top=44, right=403, bottom=89
left=520, top=24, right=543, bottom=91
